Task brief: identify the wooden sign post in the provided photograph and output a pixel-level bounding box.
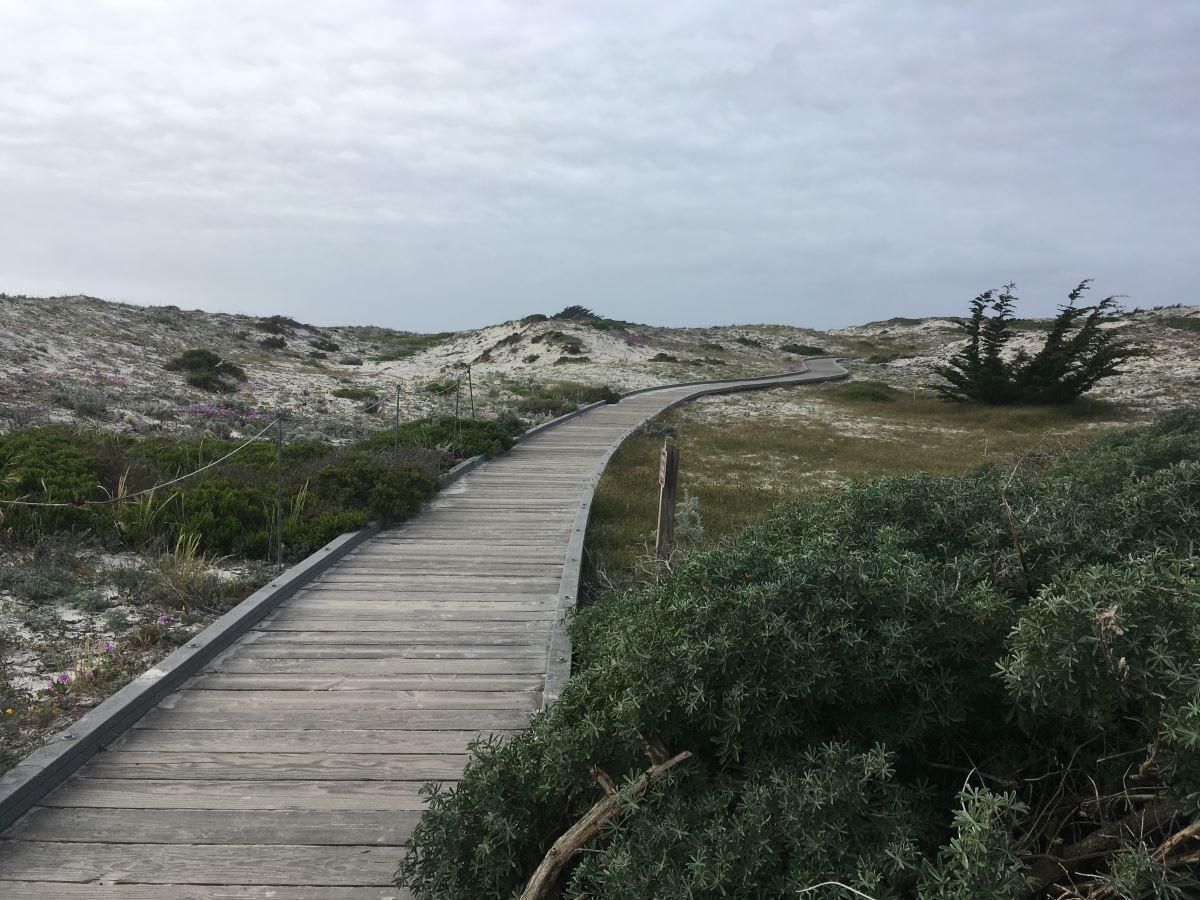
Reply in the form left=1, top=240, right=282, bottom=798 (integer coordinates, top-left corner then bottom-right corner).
left=655, top=442, right=679, bottom=563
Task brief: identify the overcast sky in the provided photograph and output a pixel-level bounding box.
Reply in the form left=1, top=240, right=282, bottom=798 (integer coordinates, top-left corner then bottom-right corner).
left=1, top=1, right=1196, bottom=331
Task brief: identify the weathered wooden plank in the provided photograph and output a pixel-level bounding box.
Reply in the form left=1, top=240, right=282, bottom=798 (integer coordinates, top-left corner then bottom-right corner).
left=290, top=590, right=558, bottom=603
left=312, top=576, right=560, bottom=591
left=227, top=645, right=549, bottom=660
left=323, top=563, right=564, bottom=575
left=39, top=778, right=432, bottom=810
left=210, top=657, right=546, bottom=675
left=83, top=751, right=469, bottom=781
left=252, top=620, right=550, bottom=634
left=169, top=689, right=539, bottom=710
left=0, top=841, right=402, bottom=885
left=110, top=729, right=513, bottom=754
left=186, top=673, right=541, bottom=692
left=6, top=806, right=419, bottom=846
left=136, top=707, right=531, bottom=731
left=268, top=603, right=557, bottom=618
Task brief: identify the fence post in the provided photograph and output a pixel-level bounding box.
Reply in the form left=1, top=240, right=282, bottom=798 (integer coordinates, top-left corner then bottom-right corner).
left=655, top=442, right=679, bottom=563
left=275, top=412, right=285, bottom=569
left=467, top=365, right=475, bottom=420
left=393, top=383, right=401, bottom=463
left=454, top=379, right=461, bottom=445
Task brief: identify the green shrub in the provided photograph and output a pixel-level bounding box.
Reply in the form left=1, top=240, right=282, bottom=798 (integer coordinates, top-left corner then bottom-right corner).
left=734, top=336, right=763, bottom=348
left=259, top=336, right=286, bottom=350
left=1164, top=316, right=1200, bottom=334
left=553, top=305, right=597, bottom=321
left=0, top=565, right=74, bottom=604
left=165, top=349, right=221, bottom=372
left=310, top=337, right=341, bottom=352
left=339, top=355, right=364, bottom=366
left=648, top=353, right=678, bottom=363
left=0, top=428, right=104, bottom=536
left=312, top=454, right=436, bottom=523
left=398, top=411, right=1200, bottom=898
left=700, top=341, right=725, bottom=351
left=522, top=354, right=540, bottom=364
left=179, top=478, right=270, bottom=557
left=357, top=418, right=516, bottom=460
left=494, top=411, right=525, bottom=437
left=778, top=343, right=826, bottom=355
left=166, top=348, right=246, bottom=392
left=185, top=371, right=235, bottom=392
left=331, top=387, right=379, bottom=403
left=49, top=384, right=110, bottom=418
left=255, top=315, right=300, bottom=334
left=0, top=413, right=525, bottom=564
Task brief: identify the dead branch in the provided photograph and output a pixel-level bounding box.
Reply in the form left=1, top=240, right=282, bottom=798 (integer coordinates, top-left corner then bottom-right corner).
left=519, top=748, right=692, bottom=900
left=1027, top=799, right=1180, bottom=895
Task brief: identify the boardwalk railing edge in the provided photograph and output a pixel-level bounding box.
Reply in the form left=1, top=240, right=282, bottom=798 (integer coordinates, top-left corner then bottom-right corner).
left=543, top=358, right=851, bottom=706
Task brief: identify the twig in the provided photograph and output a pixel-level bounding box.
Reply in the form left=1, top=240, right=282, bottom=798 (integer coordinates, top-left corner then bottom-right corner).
left=796, top=882, right=882, bottom=900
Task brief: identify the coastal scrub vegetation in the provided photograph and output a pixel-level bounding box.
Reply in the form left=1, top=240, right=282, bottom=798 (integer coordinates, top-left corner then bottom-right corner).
left=0, top=417, right=515, bottom=561
left=398, top=410, right=1200, bottom=898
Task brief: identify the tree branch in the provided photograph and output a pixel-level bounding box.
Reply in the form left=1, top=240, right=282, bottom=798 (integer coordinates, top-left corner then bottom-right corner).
left=520, top=748, right=692, bottom=900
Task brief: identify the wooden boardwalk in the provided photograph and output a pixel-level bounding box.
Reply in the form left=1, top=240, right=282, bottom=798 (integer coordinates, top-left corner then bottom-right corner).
left=0, top=362, right=845, bottom=898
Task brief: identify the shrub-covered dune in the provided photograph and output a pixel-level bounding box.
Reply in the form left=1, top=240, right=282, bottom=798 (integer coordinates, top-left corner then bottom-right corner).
left=398, top=410, right=1200, bottom=898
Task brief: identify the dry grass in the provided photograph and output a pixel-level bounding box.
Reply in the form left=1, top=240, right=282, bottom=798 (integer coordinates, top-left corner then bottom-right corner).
left=585, top=381, right=1135, bottom=582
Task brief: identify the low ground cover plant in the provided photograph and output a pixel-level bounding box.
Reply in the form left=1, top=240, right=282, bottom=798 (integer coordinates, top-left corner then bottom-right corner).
left=398, top=410, right=1200, bottom=898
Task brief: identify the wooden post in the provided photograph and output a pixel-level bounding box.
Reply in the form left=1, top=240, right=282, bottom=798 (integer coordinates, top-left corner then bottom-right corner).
left=393, top=383, right=401, bottom=463
left=655, top=442, right=679, bottom=563
left=467, top=365, right=475, bottom=420
left=274, top=412, right=285, bottom=570
left=453, top=379, right=461, bottom=445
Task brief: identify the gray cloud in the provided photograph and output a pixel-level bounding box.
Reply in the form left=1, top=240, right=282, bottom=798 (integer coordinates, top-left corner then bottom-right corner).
left=1, top=1, right=1197, bottom=329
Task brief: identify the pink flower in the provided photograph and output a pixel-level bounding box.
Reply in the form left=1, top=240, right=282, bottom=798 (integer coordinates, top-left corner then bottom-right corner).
left=157, top=614, right=171, bottom=624
left=56, top=673, right=71, bottom=683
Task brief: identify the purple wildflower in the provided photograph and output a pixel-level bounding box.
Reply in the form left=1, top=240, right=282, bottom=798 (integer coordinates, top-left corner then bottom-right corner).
left=56, top=672, right=71, bottom=683
left=157, top=614, right=171, bottom=624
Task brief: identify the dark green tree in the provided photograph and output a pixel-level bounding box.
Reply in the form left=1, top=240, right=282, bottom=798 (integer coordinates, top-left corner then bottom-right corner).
left=934, top=280, right=1143, bottom=404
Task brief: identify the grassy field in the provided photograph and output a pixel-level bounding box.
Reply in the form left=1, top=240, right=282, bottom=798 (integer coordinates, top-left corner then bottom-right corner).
left=584, top=380, right=1133, bottom=584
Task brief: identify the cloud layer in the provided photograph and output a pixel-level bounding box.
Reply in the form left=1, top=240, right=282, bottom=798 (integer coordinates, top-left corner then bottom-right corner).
left=1, top=1, right=1197, bottom=329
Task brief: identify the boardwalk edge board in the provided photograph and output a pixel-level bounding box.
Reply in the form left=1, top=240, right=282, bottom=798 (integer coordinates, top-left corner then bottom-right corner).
left=543, top=358, right=851, bottom=705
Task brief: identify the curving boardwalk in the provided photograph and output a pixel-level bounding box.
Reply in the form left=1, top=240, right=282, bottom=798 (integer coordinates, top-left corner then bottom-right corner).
left=0, top=361, right=847, bottom=898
